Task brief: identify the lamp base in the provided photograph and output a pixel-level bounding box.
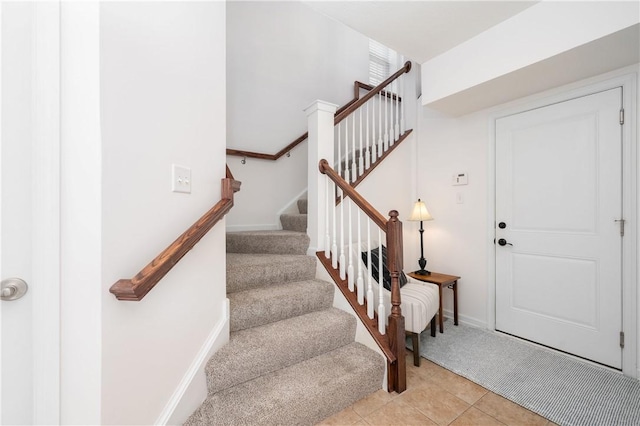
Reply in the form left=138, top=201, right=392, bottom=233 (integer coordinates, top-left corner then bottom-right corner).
left=413, top=269, right=431, bottom=276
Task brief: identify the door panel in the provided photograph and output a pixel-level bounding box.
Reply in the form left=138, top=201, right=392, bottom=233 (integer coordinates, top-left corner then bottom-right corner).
left=1, top=3, right=34, bottom=424
left=496, top=88, right=622, bottom=369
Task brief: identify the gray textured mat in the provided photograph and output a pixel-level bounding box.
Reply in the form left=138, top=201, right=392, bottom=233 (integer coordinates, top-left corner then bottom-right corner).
left=417, top=323, right=640, bottom=426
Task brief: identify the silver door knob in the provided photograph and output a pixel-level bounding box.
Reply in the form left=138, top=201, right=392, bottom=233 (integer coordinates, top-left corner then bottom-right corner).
left=1, top=278, right=28, bottom=301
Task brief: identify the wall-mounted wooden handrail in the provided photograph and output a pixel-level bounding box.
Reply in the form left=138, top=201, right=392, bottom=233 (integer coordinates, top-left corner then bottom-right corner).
left=109, top=176, right=241, bottom=301
left=225, top=60, right=410, bottom=162
left=335, top=61, right=411, bottom=126
left=319, top=159, right=387, bottom=229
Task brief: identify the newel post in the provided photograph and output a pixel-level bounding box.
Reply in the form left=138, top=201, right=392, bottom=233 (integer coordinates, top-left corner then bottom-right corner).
left=304, top=100, right=337, bottom=255
left=386, top=210, right=406, bottom=393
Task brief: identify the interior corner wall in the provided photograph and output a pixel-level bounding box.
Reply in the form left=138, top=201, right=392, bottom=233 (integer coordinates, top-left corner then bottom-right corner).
left=99, top=2, right=227, bottom=425
left=417, top=65, right=640, bottom=331
left=226, top=1, right=370, bottom=229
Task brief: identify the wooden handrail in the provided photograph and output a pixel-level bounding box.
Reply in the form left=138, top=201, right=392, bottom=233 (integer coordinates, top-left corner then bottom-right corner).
left=319, top=159, right=387, bottom=229
left=335, top=61, right=411, bottom=126
left=109, top=176, right=241, bottom=301
left=225, top=60, right=410, bottom=161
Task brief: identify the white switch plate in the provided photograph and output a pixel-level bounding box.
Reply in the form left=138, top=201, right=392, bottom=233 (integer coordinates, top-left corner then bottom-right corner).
left=452, top=172, right=468, bottom=186
left=456, top=192, right=464, bottom=204
left=172, top=164, right=191, bottom=193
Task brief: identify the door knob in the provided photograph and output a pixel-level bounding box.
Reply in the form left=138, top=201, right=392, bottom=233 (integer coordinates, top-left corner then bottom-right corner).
left=497, top=238, right=513, bottom=247
left=1, top=278, right=28, bottom=301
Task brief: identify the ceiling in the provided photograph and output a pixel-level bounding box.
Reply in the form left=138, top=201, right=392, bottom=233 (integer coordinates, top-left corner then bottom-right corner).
left=303, top=1, right=539, bottom=64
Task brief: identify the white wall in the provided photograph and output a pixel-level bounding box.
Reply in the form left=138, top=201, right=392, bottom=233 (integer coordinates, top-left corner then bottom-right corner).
left=226, top=1, right=370, bottom=229
left=417, top=64, right=639, bottom=360
left=421, top=1, right=639, bottom=116
left=99, top=3, right=227, bottom=425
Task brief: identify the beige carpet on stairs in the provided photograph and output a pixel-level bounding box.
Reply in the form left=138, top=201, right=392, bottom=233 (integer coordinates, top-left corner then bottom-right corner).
left=185, top=197, right=385, bottom=426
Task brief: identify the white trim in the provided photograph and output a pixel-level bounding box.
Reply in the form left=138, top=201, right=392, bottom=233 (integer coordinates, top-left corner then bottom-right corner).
left=275, top=188, right=308, bottom=221
left=488, top=69, right=638, bottom=378
left=0, top=3, right=4, bottom=420
left=442, top=309, right=486, bottom=329
left=156, top=299, right=230, bottom=426
left=31, top=3, right=61, bottom=423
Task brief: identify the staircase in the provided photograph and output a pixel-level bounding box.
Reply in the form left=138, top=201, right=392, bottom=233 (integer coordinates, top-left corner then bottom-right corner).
left=185, top=197, right=385, bottom=425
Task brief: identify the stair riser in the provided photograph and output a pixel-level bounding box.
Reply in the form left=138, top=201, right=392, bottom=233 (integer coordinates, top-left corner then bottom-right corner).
left=229, top=280, right=334, bottom=332
left=226, top=232, right=309, bottom=255
left=280, top=214, right=307, bottom=232
left=297, top=198, right=307, bottom=214
left=206, top=308, right=356, bottom=395
left=226, top=255, right=316, bottom=293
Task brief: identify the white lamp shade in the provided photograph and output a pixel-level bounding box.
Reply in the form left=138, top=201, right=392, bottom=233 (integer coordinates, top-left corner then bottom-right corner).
left=409, top=199, right=433, bottom=221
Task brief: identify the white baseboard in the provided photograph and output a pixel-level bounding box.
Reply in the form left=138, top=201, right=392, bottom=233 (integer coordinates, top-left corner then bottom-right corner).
left=441, top=309, right=487, bottom=329
left=156, top=299, right=230, bottom=426
left=276, top=188, right=308, bottom=219
left=226, top=223, right=280, bottom=232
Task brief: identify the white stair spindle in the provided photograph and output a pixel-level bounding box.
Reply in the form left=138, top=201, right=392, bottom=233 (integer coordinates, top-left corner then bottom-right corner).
left=356, top=208, right=364, bottom=305
left=339, top=134, right=345, bottom=279
left=351, top=115, right=357, bottom=183
left=366, top=218, right=374, bottom=319
left=394, top=79, right=400, bottom=141
left=377, top=228, right=385, bottom=335
left=377, top=94, right=382, bottom=161
left=365, top=101, right=371, bottom=169
left=358, top=107, right=364, bottom=177
left=337, top=122, right=342, bottom=180
left=331, top=180, right=337, bottom=269
left=384, top=89, right=389, bottom=152
left=400, top=56, right=406, bottom=134
left=347, top=199, right=354, bottom=291
left=324, top=175, right=330, bottom=259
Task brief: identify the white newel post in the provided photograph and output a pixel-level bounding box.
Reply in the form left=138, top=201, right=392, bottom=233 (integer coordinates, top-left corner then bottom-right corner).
left=304, top=100, right=337, bottom=255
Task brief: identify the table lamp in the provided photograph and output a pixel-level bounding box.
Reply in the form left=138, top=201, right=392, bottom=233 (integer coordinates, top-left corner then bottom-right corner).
left=409, top=199, right=433, bottom=275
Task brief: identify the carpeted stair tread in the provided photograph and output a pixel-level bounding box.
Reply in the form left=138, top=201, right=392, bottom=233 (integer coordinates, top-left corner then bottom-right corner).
left=229, top=279, right=334, bottom=332
left=280, top=213, right=307, bottom=232
left=185, top=342, right=385, bottom=426
left=227, top=253, right=316, bottom=294
left=297, top=198, right=307, bottom=214
left=205, top=308, right=356, bottom=395
left=226, top=230, right=309, bottom=255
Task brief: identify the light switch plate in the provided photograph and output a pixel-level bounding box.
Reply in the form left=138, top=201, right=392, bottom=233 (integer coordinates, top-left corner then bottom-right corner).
left=172, top=164, right=191, bottom=193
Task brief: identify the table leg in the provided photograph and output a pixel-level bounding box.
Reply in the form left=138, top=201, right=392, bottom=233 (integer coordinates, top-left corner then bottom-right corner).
left=452, top=281, right=458, bottom=326
left=438, top=285, right=444, bottom=333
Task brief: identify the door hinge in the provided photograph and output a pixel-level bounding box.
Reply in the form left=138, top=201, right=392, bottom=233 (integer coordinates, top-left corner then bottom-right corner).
left=620, top=331, right=625, bottom=348
left=620, top=108, right=625, bottom=125
left=615, top=218, right=625, bottom=237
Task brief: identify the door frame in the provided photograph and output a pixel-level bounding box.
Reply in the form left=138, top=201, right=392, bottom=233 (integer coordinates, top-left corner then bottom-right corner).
left=487, top=70, right=638, bottom=378
left=0, top=2, right=62, bottom=423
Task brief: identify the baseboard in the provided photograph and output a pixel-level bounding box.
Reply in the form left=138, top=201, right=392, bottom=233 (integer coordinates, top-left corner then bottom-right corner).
left=441, top=309, right=487, bottom=329
left=225, top=223, right=280, bottom=232
left=275, top=188, right=308, bottom=219
left=156, top=299, right=230, bottom=426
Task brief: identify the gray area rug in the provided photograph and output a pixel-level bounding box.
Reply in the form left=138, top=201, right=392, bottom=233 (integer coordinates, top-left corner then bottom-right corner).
left=416, top=323, right=640, bottom=426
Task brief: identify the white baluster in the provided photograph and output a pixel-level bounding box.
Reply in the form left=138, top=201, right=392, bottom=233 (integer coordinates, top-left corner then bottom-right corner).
left=347, top=199, right=354, bottom=291
left=331, top=180, right=337, bottom=269
left=366, top=218, right=374, bottom=319
left=351, top=115, right=357, bottom=183
left=384, top=90, right=389, bottom=152
left=400, top=56, right=406, bottom=134
left=324, top=175, right=330, bottom=259
left=358, top=108, right=364, bottom=177
left=377, top=228, right=385, bottom=335
left=339, top=147, right=345, bottom=278
left=337, top=122, right=342, bottom=180
left=377, top=94, right=382, bottom=162
left=394, top=78, right=400, bottom=141
left=365, top=101, right=371, bottom=169
left=356, top=208, right=364, bottom=305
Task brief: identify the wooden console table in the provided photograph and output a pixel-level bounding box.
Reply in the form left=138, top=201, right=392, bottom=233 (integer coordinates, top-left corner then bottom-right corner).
left=408, top=271, right=460, bottom=333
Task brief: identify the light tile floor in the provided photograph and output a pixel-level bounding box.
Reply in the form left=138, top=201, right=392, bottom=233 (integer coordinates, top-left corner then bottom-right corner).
left=318, top=351, right=557, bottom=426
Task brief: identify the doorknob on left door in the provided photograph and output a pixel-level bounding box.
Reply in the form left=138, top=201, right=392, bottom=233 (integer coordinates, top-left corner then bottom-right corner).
left=498, top=238, right=513, bottom=247
left=1, top=277, right=28, bottom=301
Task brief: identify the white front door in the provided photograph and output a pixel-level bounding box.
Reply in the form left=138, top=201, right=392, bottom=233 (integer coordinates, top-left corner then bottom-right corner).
left=495, top=88, right=623, bottom=369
